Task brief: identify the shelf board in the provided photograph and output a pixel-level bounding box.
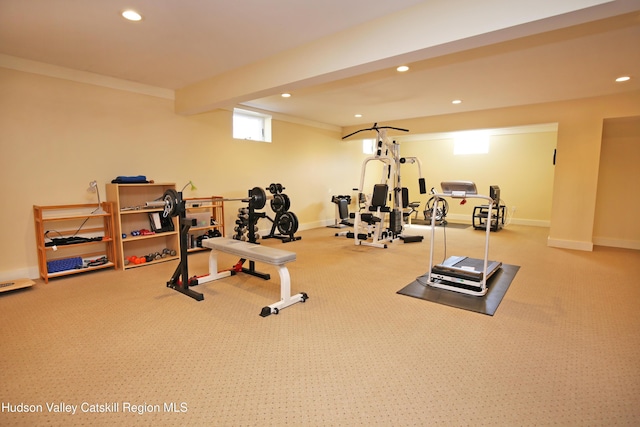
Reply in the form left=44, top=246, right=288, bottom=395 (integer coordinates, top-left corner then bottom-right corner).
left=44, top=238, right=112, bottom=251
left=46, top=262, right=115, bottom=278
left=124, top=256, right=178, bottom=269
left=39, top=212, right=111, bottom=221
left=122, top=231, right=177, bottom=242
left=189, top=225, right=219, bottom=232
left=112, top=182, right=175, bottom=187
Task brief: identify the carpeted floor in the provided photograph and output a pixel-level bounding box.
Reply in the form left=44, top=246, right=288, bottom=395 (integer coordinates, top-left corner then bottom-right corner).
left=1, top=224, right=639, bottom=426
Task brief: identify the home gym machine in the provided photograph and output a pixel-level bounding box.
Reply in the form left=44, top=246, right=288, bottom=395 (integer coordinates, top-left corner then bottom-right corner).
left=420, top=181, right=502, bottom=296
left=160, top=185, right=288, bottom=301
left=341, top=123, right=427, bottom=248
left=328, top=194, right=352, bottom=228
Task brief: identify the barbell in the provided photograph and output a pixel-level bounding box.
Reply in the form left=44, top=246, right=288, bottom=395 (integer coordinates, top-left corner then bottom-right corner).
left=160, top=186, right=272, bottom=218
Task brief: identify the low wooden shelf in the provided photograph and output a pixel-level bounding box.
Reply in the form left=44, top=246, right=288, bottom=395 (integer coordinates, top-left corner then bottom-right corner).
left=33, top=203, right=116, bottom=283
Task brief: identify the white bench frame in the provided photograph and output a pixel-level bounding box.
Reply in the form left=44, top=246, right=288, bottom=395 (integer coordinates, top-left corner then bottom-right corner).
left=198, top=238, right=308, bottom=317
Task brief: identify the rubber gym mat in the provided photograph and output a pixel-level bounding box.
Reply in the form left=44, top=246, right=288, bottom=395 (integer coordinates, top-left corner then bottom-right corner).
left=397, top=264, right=520, bottom=316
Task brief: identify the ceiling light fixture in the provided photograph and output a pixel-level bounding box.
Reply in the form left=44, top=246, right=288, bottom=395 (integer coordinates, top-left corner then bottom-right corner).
left=355, top=114, right=362, bottom=118
left=452, top=99, right=462, bottom=104
left=281, top=93, right=291, bottom=98
left=396, top=65, right=409, bottom=72
left=121, top=10, right=143, bottom=21
left=615, top=76, right=631, bottom=82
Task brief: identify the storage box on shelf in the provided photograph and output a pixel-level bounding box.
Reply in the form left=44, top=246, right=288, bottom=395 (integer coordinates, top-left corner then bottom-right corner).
left=33, top=203, right=116, bottom=283
left=106, top=183, right=180, bottom=269
left=184, top=196, right=225, bottom=252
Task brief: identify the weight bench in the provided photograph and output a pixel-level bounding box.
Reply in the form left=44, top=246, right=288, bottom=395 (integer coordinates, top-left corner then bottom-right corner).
left=198, top=238, right=308, bottom=317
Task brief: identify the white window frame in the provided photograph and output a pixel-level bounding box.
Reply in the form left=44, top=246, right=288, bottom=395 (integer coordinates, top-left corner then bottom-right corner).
left=233, top=108, right=272, bottom=142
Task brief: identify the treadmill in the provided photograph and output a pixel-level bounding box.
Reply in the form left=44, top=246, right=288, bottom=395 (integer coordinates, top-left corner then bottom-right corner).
left=425, top=181, right=502, bottom=296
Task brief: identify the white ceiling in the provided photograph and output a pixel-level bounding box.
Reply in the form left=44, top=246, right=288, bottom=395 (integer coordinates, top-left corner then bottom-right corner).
left=1, top=0, right=639, bottom=128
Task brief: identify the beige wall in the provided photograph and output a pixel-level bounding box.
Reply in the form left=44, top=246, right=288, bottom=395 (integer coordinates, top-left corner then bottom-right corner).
left=1, top=67, right=639, bottom=280
left=345, top=90, right=640, bottom=250
left=593, top=116, right=640, bottom=248
left=398, top=131, right=557, bottom=225
left=0, top=68, right=364, bottom=280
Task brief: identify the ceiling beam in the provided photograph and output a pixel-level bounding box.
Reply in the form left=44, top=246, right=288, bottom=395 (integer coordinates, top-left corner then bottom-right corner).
left=175, top=0, right=628, bottom=116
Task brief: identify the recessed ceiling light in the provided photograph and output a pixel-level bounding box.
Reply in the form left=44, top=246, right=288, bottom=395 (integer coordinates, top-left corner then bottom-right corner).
left=452, top=99, right=462, bottom=104
left=121, top=10, right=142, bottom=21
left=396, top=65, right=409, bottom=72
left=615, top=76, right=631, bottom=82
left=355, top=114, right=362, bottom=118
left=281, top=93, right=291, bottom=98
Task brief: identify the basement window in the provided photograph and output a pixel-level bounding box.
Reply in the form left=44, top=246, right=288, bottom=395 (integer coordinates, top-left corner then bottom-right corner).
left=453, top=130, right=489, bottom=155
left=363, top=138, right=375, bottom=154
left=233, top=108, right=272, bottom=142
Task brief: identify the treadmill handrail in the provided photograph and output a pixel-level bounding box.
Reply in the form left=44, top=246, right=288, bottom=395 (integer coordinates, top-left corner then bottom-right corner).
left=427, top=191, right=494, bottom=296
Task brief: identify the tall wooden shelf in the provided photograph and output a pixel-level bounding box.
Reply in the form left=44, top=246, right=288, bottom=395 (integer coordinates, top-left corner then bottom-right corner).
left=184, top=196, right=225, bottom=252
left=33, top=203, right=116, bottom=283
left=106, top=183, right=180, bottom=270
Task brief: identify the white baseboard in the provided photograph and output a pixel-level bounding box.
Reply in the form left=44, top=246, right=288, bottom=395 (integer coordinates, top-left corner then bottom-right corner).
left=509, top=218, right=550, bottom=227
left=593, top=237, right=640, bottom=250
left=547, top=237, right=593, bottom=251
left=445, top=213, right=550, bottom=227
left=0, top=266, right=40, bottom=283
left=257, top=219, right=332, bottom=238
left=300, top=219, right=334, bottom=230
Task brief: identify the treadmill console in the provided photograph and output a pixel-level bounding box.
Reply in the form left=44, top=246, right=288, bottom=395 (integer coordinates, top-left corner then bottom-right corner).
left=440, top=181, right=477, bottom=197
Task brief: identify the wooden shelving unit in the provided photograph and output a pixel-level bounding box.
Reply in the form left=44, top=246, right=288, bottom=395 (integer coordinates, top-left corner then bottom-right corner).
left=184, top=196, right=225, bottom=252
left=106, top=183, right=180, bottom=270
left=33, top=203, right=116, bottom=283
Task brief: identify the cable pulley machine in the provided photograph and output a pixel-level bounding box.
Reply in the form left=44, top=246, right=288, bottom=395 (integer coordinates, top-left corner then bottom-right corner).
left=341, top=123, right=427, bottom=248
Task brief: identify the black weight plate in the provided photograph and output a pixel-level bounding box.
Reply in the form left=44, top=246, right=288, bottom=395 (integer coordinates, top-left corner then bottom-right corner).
left=250, top=186, right=266, bottom=210
left=277, top=211, right=298, bottom=235
left=162, top=189, right=179, bottom=218
left=270, top=194, right=291, bottom=213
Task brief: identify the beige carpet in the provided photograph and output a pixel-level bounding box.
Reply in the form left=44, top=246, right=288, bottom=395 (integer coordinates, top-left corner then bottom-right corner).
left=1, top=225, right=639, bottom=426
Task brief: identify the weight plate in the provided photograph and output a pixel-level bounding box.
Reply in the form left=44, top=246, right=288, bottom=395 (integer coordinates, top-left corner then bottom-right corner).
left=250, top=186, right=266, bottom=210
left=162, top=189, right=179, bottom=218
left=277, top=211, right=299, bottom=235
left=270, top=194, right=291, bottom=213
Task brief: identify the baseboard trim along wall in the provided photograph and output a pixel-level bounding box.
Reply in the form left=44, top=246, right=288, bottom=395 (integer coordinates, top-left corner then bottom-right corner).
left=592, top=237, right=640, bottom=251
left=547, top=237, right=594, bottom=251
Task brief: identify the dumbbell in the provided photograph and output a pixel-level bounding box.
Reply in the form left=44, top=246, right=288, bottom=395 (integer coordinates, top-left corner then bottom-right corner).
left=127, top=255, right=146, bottom=265
left=267, top=183, right=285, bottom=194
